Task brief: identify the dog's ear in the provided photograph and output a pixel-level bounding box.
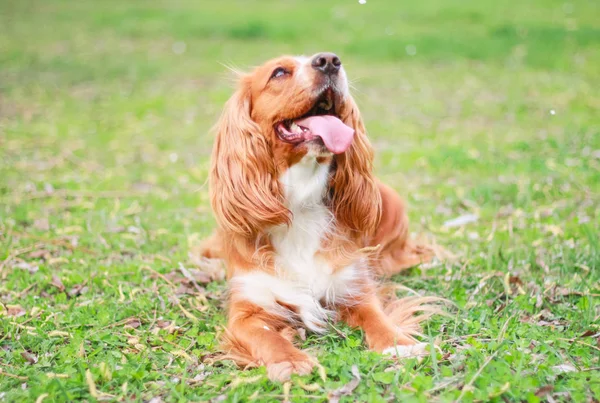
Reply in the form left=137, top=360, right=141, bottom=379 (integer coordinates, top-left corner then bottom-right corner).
left=329, top=95, right=381, bottom=239
left=209, top=77, right=291, bottom=236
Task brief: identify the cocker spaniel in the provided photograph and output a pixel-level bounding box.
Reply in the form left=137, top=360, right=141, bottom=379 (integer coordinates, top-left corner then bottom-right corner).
left=201, top=52, right=437, bottom=381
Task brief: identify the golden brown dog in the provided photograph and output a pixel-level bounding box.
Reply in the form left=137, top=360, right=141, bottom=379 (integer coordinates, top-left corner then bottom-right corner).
left=201, top=52, right=436, bottom=381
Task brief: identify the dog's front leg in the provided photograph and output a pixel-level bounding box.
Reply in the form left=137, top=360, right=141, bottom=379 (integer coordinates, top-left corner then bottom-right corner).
left=225, top=299, right=314, bottom=381
left=339, top=294, right=428, bottom=357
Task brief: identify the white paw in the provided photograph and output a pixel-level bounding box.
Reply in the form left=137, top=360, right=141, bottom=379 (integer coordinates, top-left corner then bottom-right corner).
left=382, top=343, right=429, bottom=358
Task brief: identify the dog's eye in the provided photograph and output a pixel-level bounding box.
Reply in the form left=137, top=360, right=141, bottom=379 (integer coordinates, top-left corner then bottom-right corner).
left=270, top=67, right=289, bottom=80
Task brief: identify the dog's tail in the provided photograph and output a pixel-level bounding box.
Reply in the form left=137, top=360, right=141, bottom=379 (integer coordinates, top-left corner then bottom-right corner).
left=378, top=284, right=451, bottom=340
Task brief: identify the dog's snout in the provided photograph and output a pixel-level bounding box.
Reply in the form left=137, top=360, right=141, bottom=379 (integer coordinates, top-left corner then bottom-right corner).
left=311, top=52, right=341, bottom=75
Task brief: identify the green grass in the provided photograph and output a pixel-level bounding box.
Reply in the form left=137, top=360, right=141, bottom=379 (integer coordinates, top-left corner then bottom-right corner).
left=1, top=0, right=599, bottom=401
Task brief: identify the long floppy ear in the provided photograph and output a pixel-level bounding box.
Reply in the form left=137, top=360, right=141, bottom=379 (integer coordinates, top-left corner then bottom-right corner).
left=330, top=95, right=382, bottom=239
left=209, top=78, right=290, bottom=236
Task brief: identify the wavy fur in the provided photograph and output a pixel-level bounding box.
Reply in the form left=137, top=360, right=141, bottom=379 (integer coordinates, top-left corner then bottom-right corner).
left=200, top=53, right=441, bottom=381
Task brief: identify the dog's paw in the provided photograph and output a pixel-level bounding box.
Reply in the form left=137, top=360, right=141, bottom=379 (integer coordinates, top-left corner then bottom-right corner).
left=267, top=358, right=314, bottom=382
left=382, top=343, right=430, bottom=358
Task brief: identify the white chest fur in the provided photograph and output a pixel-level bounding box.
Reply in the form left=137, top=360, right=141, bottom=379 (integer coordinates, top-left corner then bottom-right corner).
left=230, top=155, right=360, bottom=332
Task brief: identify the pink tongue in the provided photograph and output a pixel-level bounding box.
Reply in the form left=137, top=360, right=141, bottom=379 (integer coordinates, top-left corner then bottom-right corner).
left=295, top=115, right=355, bottom=154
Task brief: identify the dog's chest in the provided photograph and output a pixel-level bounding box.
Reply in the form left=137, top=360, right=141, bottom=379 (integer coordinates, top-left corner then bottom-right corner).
left=271, top=157, right=335, bottom=297
left=231, top=156, right=360, bottom=332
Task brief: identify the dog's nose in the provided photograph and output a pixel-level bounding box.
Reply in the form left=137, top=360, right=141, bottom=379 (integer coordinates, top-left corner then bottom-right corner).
left=311, top=52, right=341, bottom=75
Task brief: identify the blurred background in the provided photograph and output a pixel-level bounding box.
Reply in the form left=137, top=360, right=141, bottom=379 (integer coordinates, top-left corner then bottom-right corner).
left=1, top=0, right=599, bottom=401
left=2, top=0, right=598, bottom=222
left=2, top=0, right=598, bottom=230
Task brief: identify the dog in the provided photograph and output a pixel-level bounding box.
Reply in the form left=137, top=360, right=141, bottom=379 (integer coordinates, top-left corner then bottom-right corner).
left=201, top=52, right=438, bottom=381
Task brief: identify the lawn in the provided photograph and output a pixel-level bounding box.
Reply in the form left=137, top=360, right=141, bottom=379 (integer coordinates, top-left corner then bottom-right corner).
left=1, top=0, right=599, bottom=401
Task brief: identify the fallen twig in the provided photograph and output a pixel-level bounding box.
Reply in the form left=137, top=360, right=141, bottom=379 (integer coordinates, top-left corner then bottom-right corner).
left=141, top=265, right=176, bottom=289
left=0, top=369, right=28, bottom=380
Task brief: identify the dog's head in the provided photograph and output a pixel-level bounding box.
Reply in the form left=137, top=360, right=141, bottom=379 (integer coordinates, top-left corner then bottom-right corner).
left=210, top=53, right=381, bottom=238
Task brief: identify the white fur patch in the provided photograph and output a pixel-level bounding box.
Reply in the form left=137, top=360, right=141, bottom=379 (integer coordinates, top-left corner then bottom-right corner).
left=294, top=55, right=349, bottom=97
left=383, top=343, right=429, bottom=358
left=294, top=56, right=311, bottom=87
left=337, top=67, right=349, bottom=97
left=294, top=55, right=310, bottom=64
left=230, top=155, right=363, bottom=332
left=230, top=271, right=332, bottom=331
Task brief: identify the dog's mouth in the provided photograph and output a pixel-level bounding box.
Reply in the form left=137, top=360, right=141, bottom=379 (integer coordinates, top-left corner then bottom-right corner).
left=275, top=88, right=354, bottom=155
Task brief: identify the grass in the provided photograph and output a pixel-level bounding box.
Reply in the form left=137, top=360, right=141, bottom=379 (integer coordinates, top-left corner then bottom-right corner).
left=1, top=0, right=599, bottom=401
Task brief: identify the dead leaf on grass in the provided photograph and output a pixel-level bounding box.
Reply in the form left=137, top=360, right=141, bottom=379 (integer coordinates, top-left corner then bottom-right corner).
left=21, top=351, right=38, bottom=364
left=535, top=293, right=543, bottom=308
left=508, top=275, right=524, bottom=286
left=552, top=364, right=577, bottom=374
left=555, top=287, right=584, bottom=298
left=127, top=336, right=140, bottom=345
left=68, top=284, right=88, bottom=297
left=6, top=305, right=26, bottom=317
left=12, top=261, right=39, bottom=274
left=123, top=318, right=141, bottom=329
left=166, top=268, right=213, bottom=286
left=520, top=309, right=566, bottom=328
left=51, top=275, right=65, bottom=292
left=535, top=256, right=550, bottom=273
left=152, top=320, right=179, bottom=335
left=180, top=263, right=212, bottom=286
left=33, top=218, right=50, bottom=231
left=187, top=365, right=212, bottom=386
left=579, top=330, right=599, bottom=338
left=175, top=283, right=200, bottom=295
left=496, top=205, right=514, bottom=218
left=547, top=285, right=586, bottom=303
left=156, top=320, right=171, bottom=328
left=535, top=385, right=554, bottom=397
left=188, top=252, right=226, bottom=282
left=328, top=365, right=361, bottom=403
left=28, top=249, right=50, bottom=259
